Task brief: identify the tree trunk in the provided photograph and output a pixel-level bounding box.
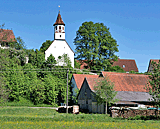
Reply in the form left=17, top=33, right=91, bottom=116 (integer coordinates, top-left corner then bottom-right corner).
left=105, top=101, right=107, bottom=114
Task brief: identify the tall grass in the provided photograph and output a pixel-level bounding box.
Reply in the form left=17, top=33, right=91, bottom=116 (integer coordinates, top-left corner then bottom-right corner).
left=0, top=107, right=160, bottom=128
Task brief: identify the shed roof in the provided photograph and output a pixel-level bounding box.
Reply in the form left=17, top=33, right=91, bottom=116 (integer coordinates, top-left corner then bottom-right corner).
left=115, top=91, right=152, bottom=102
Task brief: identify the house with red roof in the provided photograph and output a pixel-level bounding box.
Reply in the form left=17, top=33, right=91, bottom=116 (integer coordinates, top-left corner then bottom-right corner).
left=112, top=59, right=138, bottom=72
left=77, top=71, right=152, bottom=113
left=77, top=59, right=138, bottom=72
left=71, top=74, right=99, bottom=103
left=0, top=29, right=16, bottom=49
left=147, top=59, right=160, bottom=73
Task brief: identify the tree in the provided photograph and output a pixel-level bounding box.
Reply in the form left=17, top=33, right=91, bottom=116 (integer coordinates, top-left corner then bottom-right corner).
left=45, top=54, right=57, bottom=68
left=107, top=65, right=125, bottom=73
left=74, top=59, right=81, bottom=69
left=28, top=49, right=45, bottom=68
left=74, top=21, right=119, bottom=71
left=94, top=77, right=117, bottom=114
left=14, top=36, right=26, bottom=50
left=146, top=60, right=160, bottom=116
left=40, top=40, right=53, bottom=53
left=43, top=74, right=59, bottom=106
left=57, top=54, right=72, bottom=68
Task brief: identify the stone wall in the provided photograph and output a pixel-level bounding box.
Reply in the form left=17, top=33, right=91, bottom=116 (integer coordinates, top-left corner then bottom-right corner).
left=111, top=109, right=160, bottom=118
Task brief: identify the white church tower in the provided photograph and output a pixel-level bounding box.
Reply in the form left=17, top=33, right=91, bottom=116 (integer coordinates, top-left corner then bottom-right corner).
left=45, top=11, right=74, bottom=68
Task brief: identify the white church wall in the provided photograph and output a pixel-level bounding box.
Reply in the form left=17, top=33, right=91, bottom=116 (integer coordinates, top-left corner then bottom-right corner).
left=45, top=40, right=74, bottom=68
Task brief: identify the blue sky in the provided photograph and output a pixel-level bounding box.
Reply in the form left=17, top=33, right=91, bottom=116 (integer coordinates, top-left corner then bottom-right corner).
left=1, top=0, right=160, bottom=72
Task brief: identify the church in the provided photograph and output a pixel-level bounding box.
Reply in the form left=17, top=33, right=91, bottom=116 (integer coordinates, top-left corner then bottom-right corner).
left=45, top=11, right=74, bottom=68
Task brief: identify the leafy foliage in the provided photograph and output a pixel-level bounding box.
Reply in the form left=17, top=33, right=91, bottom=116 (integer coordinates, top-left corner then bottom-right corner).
left=74, top=21, right=119, bottom=71
left=74, top=59, right=81, bottom=69
left=94, top=77, right=117, bottom=106
left=107, top=65, right=125, bottom=73
left=146, top=60, right=160, bottom=108
left=57, top=54, right=72, bottom=67
left=40, top=40, right=53, bottom=53
left=1, top=46, right=73, bottom=105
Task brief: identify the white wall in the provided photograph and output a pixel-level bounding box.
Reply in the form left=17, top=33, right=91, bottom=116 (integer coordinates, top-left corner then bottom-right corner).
left=45, top=40, right=74, bottom=68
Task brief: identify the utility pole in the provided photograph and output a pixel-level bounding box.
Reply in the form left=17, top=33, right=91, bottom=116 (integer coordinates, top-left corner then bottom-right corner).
left=66, top=68, right=69, bottom=113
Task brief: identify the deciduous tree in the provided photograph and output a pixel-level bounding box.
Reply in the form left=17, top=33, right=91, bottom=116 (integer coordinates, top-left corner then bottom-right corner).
left=146, top=60, right=160, bottom=115
left=40, top=40, right=53, bottom=53
left=94, top=77, right=118, bottom=113
left=74, top=21, right=119, bottom=71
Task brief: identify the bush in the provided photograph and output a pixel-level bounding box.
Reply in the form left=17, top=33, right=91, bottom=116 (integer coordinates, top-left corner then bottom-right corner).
left=128, top=115, right=160, bottom=120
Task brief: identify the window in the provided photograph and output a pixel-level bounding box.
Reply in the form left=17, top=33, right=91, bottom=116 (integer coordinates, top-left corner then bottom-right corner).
left=60, top=35, right=61, bottom=37
left=62, top=27, right=64, bottom=30
left=55, top=26, right=57, bottom=30
left=59, top=26, right=61, bottom=29
left=123, top=65, right=125, bottom=68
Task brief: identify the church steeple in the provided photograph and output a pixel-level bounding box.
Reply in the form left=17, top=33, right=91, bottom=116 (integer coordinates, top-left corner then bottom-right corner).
left=53, top=11, right=65, bottom=40
left=54, top=11, right=65, bottom=25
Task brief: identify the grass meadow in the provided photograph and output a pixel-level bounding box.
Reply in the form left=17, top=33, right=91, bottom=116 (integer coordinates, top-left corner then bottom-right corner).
left=0, top=107, right=160, bottom=129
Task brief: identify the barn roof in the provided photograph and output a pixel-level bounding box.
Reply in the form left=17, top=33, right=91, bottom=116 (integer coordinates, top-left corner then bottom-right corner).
left=72, top=74, right=99, bottom=89
left=0, top=29, right=16, bottom=42
left=86, top=71, right=150, bottom=92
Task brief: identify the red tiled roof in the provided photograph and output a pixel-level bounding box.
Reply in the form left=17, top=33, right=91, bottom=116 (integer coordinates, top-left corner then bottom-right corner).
left=112, top=59, right=138, bottom=72
left=147, top=59, right=160, bottom=72
left=0, top=29, right=16, bottom=42
left=53, top=12, right=65, bottom=25
left=86, top=71, right=150, bottom=92
left=77, top=59, right=139, bottom=72
left=150, top=59, right=160, bottom=64
left=73, top=74, right=99, bottom=89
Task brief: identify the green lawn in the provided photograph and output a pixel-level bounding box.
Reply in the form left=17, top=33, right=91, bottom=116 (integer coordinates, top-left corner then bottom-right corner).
left=0, top=107, right=159, bottom=129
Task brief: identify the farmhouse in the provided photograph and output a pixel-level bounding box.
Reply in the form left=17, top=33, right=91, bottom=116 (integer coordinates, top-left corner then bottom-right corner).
left=77, top=59, right=138, bottom=72
left=71, top=74, right=99, bottom=103
left=77, top=72, right=152, bottom=114
left=0, top=29, right=16, bottom=49
left=45, top=11, right=74, bottom=67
